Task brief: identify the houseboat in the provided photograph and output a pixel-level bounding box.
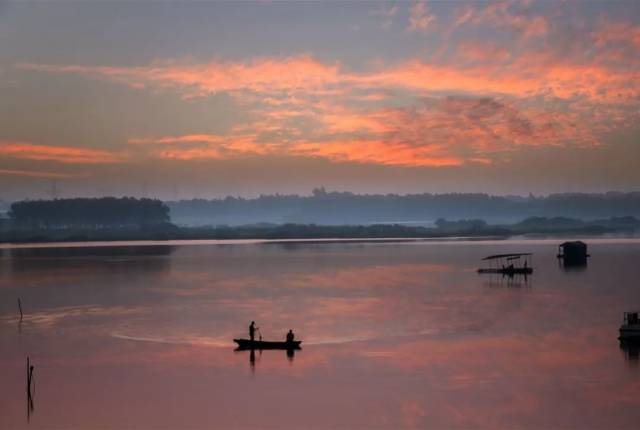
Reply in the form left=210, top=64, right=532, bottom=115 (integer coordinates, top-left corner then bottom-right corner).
left=557, top=241, right=589, bottom=266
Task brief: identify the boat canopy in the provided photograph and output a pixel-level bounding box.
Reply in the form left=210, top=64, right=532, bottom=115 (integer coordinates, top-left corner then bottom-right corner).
left=482, top=253, right=532, bottom=261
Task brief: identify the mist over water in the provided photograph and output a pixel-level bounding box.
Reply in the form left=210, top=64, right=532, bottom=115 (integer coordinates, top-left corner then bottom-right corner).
left=1, top=239, right=640, bottom=429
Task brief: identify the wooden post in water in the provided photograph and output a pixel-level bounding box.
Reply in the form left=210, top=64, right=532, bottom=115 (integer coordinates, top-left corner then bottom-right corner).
left=29, top=365, right=34, bottom=393
left=26, top=356, right=34, bottom=394
left=18, top=298, right=23, bottom=321
left=26, top=357, right=30, bottom=391
left=26, top=356, right=34, bottom=421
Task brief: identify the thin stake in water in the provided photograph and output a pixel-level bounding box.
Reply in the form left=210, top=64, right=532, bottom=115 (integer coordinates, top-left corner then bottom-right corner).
left=18, top=298, right=23, bottom=321
left=26, top=356, right=35, bottom=421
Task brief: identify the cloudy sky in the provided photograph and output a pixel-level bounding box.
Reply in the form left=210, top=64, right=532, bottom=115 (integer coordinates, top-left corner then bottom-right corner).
left=1, top=1, right=639, bottom=199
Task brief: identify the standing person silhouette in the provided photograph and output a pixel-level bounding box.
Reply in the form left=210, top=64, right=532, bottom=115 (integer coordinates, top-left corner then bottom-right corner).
left=286, top=329, right=294, bottom=343
left=249, top=321, right=258, bottom=341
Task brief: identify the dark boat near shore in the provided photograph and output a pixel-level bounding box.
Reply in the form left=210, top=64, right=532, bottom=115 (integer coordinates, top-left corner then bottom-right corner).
left=619, top=312, right=640, bottom=340
left=234, top=338, right=302, bottom=350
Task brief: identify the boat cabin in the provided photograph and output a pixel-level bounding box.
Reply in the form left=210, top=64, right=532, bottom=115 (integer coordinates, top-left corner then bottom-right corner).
left=478, top=253, right=533, bottom=275
left=619, top=311, right=640, bottom=340
left=623, top=311, right=639, bottom=326
left=557, top=241, right=589, bottom=265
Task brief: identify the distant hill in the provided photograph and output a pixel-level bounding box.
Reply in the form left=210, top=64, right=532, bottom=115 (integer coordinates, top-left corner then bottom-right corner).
left=166, top=189, right=640, bottom=226
left=0, top=199, right=9, bottom=216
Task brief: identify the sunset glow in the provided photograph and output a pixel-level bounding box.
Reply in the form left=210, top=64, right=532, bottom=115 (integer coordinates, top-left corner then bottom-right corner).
left=1, top=1, right=639, bottom=197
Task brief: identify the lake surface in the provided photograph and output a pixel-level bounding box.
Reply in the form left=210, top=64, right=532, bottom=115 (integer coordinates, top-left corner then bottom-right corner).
left=1, top=238, right=640, bottom=429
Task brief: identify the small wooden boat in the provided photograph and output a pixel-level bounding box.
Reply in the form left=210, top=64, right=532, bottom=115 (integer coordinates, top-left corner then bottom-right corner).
left=234, top=338, right=302, bottom=350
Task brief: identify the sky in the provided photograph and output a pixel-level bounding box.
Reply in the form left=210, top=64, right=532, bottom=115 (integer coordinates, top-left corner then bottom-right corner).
left=0, top=0, right=639, bottom=200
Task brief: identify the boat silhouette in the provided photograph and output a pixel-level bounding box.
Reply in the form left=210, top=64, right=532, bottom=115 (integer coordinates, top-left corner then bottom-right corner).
left=477, top=253, right=533, bottom=275
left=234, top=338, right=302, bottom=350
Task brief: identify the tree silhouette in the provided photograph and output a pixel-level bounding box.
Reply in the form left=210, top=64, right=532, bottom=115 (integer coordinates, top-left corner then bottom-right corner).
left=9, top=197, right=170, bottom=229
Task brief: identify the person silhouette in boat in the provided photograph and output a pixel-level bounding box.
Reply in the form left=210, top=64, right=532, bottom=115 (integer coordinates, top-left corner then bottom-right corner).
left=286, top=329, right=295, bottom=343
left=249, top=321, right=259, bottom=341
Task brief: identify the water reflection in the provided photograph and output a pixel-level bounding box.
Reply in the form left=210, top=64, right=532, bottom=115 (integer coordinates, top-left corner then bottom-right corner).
left=286, top=348, right=296, bottom=362
left=27, top=389, right=34, bottom=423
left=1, top=240, right=640, bottom=429
left=620, top=339, right=640, bottom=365
left=4, top=245, right=175, bottom=279
left=26, top=357, right=35, bottom=423
left=482, top=273, right=532, bottom=288
left=558, top=258, right=588, bottom=272
left=236, top=346, right=299, bottom=373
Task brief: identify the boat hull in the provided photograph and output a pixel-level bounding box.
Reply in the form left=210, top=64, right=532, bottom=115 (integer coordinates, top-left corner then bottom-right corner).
left=478, top=268, right=533, bottom=275
left=234, top=339, right=302, bottom=350
left=619, top=325, right=640, bottom=339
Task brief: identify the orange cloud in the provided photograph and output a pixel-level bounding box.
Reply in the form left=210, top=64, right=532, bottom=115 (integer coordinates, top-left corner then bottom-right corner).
left=19, top=49, right=640, bottom=105
left=290, top=140, right=464, bottom=167
left=155, top=147, right=224, bottom=161
left=125, top=91, right=603, bottom=167
left=129, top=134, right=228, bottom=145
left=0, top=141, right=125, bottom=164
left=127, top=132, right=464, bottom=167
left=319, top=109, right=393, bottom=134
left=17, top=12, right=640, bottom=170
left=129, top=134, right=276, bottom=160
left=18, top=55, right=341, bottom=99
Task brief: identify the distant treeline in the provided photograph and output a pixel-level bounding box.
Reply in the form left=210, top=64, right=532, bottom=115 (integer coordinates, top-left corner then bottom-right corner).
left=167, top=189, right=640, bottom=226
left=8, top=197, right=170, bottom=229
left=1, top=215, right=638, bottom=244
left=182, top=216, right=640, bottom=240
left=447, top=216, right=640, bottom=235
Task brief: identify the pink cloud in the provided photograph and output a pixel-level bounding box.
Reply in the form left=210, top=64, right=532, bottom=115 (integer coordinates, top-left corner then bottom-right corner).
left=457, top=41, right=511, bottom=63
left=593, top=19, right=640, bottom=50
left=371, top=3, right=399, bottom=30
left=408, top=2, right=436, bottom=32
left=456, top=0, right=548, bottom=39
left=18, top=55, right=341, bottom=99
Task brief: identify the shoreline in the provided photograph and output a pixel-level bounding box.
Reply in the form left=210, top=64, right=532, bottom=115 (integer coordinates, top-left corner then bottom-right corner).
left=2, top=219, right=638, bottom=248
left=2, top=235, right=640, bottom=250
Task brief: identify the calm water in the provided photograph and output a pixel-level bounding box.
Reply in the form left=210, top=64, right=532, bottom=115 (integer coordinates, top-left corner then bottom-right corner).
left=1, top=239, right=640, bottom=429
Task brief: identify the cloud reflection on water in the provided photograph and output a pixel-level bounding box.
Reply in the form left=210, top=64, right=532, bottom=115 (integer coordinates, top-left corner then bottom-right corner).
left=1, top=241, right=640, bottom=428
